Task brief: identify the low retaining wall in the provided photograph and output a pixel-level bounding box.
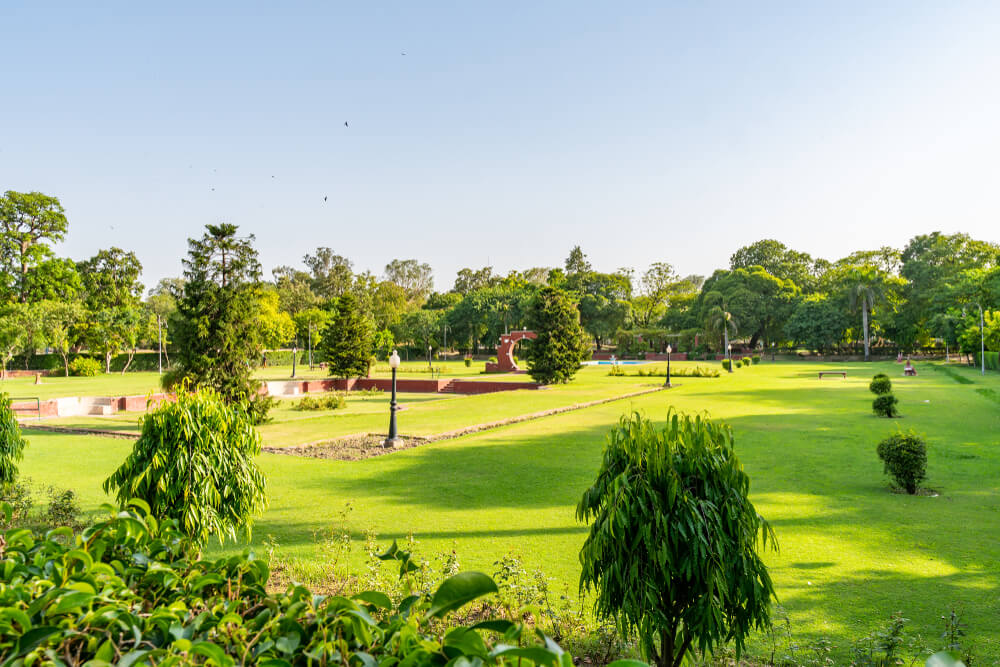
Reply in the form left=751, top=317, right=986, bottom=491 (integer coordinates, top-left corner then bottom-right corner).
left=12, top=392, right=173, bottom=419
left=266, top=377, right=542, bottom=397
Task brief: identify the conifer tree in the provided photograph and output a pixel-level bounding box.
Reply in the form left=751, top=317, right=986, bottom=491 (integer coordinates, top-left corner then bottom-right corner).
left=525, top=286, right=590, bottom=384
left=318, top=292, right=374, bottom=379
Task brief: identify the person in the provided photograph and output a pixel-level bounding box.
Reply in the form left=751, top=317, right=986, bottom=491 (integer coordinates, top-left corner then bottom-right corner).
left=904, top=358, right=917, bottom=376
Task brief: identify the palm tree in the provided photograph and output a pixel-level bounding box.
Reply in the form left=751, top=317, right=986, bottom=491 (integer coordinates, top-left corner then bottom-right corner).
left=847, top=269, right=883, bottom=362
left=707, top=306, right=738, bottom=367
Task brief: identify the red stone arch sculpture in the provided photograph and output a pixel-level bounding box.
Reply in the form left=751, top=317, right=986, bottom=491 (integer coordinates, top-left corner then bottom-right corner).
left=486, top=329, right=537, bottom=372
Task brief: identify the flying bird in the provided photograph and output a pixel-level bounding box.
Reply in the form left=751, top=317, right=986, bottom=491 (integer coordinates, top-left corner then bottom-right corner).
left=344, top=121, right=349, bottom=127
left=324, top=196, right=328, bottom=201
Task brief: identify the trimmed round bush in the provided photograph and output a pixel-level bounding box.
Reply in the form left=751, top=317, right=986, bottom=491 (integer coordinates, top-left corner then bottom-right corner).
left=464, top=357, right=472, bottom=367
left=752, top=355, right=761, bottom=364
left=741, top=357, right=751, bottom=367
left=869, top=374, right=892, bottom=395
left=69, top=356, right=102, bottom=377
left=872, top=393, right=899, bottom=418
left=877, top=430, right=927, bottom=494
left=721, top=359, right=733, bottom=371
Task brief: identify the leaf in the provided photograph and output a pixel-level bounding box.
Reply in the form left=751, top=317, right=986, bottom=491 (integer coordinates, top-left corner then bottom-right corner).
left=48, top=591, right=95, bottom=616
left=470, top=620, right=516, bottom=634
left=352, top=591, right=392, bottom=610
left=490, top=646, right=562, bottom=666
left=14, top=626, right=61, bottom=658
left=191, top=641, right=233, bottom=666
left=426, top=572, right=498, bottom=619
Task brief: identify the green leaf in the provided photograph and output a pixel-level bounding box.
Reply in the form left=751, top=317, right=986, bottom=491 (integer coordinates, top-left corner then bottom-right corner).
left=14, top=626, right=61, bottom=657
left=490, top=646, right=562, bottom=666
left=470, top=620, right=515, bottom=634
left=48, top=592, right=95, bottom=616
left=352, top=591, right=392, bottom=610
left=191, top=641, right=233, bottom=666
left=426, top=572, right=498, bottom=619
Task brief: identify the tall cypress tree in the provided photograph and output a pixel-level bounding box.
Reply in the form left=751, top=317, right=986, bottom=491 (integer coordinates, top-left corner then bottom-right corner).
left=318, top=292, right=374, bottom=379
left=525, top=286, right=590, bottom=384
left=168, top=224, right=269, bottom=420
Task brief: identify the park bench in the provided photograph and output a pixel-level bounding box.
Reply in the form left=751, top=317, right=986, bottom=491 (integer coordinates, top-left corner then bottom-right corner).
left=903, top=367, right=917, bottom=376
left=818, top=371, right=847, bottom=379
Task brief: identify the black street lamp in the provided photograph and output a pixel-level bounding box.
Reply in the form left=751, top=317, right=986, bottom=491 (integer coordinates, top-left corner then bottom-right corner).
left=384, top=350, right=401, bottom=448
left=727, top=343, right=733, bottom=373
left=771, top=342, right=776, bottom=362
left=664, top=344, right=672, bottom=388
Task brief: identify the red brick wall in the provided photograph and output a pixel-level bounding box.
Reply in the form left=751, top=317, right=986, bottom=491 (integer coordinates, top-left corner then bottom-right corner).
left=644, top=353, right=688, bottom=361
left=12, top=399, right=58, bottom=417
left=117, top=393, right=174, bottom=412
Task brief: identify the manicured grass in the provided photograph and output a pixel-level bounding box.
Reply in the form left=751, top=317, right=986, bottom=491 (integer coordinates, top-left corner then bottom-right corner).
left=0, top=371, right=164, bottom=401
left=13, top=360, right=1000, bottom=660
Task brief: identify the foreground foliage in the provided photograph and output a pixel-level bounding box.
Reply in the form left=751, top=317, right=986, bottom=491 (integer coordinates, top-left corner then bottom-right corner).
left=577, top=411, right=776, bottom=667
left=103, top=387, right=266, bottom=546
left=0, top=501, right=585, bottom=667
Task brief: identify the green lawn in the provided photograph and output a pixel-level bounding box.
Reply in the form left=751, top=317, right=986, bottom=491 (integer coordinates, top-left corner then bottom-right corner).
left=1, top=371, right=164, bottom=401
left=14, top=360, right=1000, bottom=661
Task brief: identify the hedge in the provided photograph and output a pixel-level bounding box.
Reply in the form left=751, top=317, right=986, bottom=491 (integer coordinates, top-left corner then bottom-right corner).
left=974, top=350, right=1000, bottom=371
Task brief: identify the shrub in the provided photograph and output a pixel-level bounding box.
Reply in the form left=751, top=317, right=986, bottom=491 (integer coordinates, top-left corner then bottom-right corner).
left=876, top=430, right=927, bottom=493
left=741, top=357, right=751, bottom=367
left=68, top=356, right=102, bottom=377
left=0, top=393, right=28, bottom=490
left=44, top=486, right=82, bottom=528
left=872, top=393, right=899, bottom=418
left=869, top=373, right=892, bottom=395
left=721, top=359, right=733, bottom=371
left=296, top=393, right=348, bottom=411
left=103, top=386, right=267, bottom=546
left=752, top=355, right=761, bottom=364
left=464, top=357, right=472, bottom=367
left=0, top=477, right=32, bottom=527
left=488, top=356, right=498, bottom=364
left=578, top=411, right=776, bottom=667
left=0, top=502, right=570, bottom=666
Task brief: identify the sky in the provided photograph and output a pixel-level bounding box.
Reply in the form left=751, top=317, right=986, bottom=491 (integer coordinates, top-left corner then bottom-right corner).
left=3, top=1, right=1000, bottom=293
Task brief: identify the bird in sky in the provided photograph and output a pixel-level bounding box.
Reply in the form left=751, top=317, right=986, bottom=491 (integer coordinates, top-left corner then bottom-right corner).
left=344, top=121, right=349, bottom=127
left=324, top=196, right=328, bottom=201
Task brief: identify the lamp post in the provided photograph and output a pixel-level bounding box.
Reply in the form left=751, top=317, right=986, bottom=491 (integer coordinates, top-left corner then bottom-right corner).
left=157, top=315, right=163, bottom=374
left=976, top=303, right=985, bottom=376
left=384, top=350, right=401, bottom=448
left=664, top=344, right=672, bottom=387
left=727, top=343, right=733, bottom=372
left=771, top=341, right=776, bottom=362
left=427, top=344, right=433, bottom=369
left=308, top=324, right=314, bottom=369
left=291, top=340, right=297, bottom=379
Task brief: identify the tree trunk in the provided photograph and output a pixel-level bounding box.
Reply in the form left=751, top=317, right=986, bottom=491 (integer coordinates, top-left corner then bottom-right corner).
left=105, top=351, right=112, bottom=374
left=862, top=303, right=870, bottom=362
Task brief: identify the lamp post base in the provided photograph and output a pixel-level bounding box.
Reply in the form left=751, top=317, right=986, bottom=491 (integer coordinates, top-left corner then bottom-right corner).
left=383, top=436, right=402, bottom=449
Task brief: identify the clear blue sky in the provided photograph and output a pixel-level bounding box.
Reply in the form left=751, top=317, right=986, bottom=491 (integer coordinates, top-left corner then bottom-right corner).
left=3, top=2, right=999, bottom=292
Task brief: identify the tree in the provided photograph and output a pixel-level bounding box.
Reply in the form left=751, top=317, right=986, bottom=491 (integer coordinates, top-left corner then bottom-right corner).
left=729, top=239, right=818, bottom=291
left=846, top=267, right=884, bottom=362
left=564, top=246, right=592, bottom=275
left=0, top=191, right=69, bottom=302
left=0, top=304, right=29, bottom=378
left=577, top=411, right=776, bottom=667
left=452, top=267, right=497, bottom=295
left=40, top=300, right=84, bottom=376
left=103, top=387, right=266, bottom=546
left=784, top=295, right=849, bottom=353
left=384, top=259, right=434, bottom=304
left=83, top=306, right=147, bottom=373
left=303, top=247, right=354, bottom=298
left=77, top=247, right=144, bottom=311
left=524, top=286, right=589, bottom=384
left=21, top=257, right=82, bottom=303
left=169, top=224, right=269, bottom=419
left=318, top=292, right=373, bottom=379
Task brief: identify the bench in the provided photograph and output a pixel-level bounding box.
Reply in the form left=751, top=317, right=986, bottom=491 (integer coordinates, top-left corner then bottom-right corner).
left=818, top=371, right=847, bottom=379
left=903, top=368, right=917, bottom=376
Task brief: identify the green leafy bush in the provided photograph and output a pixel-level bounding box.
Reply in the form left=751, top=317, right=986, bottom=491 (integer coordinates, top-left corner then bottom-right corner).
left=876, top=430, right=927, bottom=494
left=741, top=357, right=751, bottom=367
left=869, top=374, right=892, bottom=395
left=752, top=355, right=761, bottom=364
left=0, top=393, right=27, bottom=490
left=0, top=501, right=576, bottom=666
left=465, top=357, right=472, bottom=367
left=68, top=356, right=102, bottom=377
left=872, top=393, right=899, bottom=418
left=103, top=386, right=267, bottom=546
left=577, top=411, right=776, bottom=667
left=721, top=359, right=733, bottom=371
left=619, top=366, right=720, bottom=378
left=44, top=486, right=82, bottom=528
left=296, top=393, right=348, bottom=411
